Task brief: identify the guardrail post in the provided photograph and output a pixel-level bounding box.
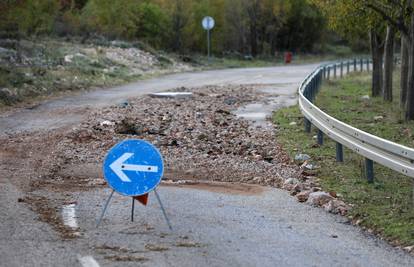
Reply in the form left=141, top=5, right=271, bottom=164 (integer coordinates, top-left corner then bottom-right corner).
left=354, top=59, right=357, bottom=71
left=360, top=58, right=363, bottom=71
left=365, top=158, right=374, bottom=183
left=340, top=62, right=343, bottom=78
left=336, top=143, right=343, bottom=162
left=323, top=66, right=326, bottom=79
left=347, top=61, right=350, bottom=74
left=318, top=71, right=322, bottom=90
left=366, top=59, right=370, bottom=71
left=317, top=130, right=324, bottom=145
left=327, top=67, right=331, bottom=80
left=304, top=118, right=311, bottom=133
left=310, top=80, right=314, bottom=102
left=334, top=64, right=337, bottom=78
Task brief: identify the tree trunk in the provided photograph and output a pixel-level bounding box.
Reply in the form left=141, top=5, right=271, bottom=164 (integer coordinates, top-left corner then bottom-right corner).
left=250, top=21, right=257, bottom=57
left=405, top=14, right=414, bottom=120
left=400, top=35, right=409, bottom=107
left=383, top=25, right=395, bottom=102
left=370, top=29, right=384, bottom=97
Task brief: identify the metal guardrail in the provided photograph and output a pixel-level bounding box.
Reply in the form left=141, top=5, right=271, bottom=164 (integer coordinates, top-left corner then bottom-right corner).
left=298, top=59, right=414, bottom=181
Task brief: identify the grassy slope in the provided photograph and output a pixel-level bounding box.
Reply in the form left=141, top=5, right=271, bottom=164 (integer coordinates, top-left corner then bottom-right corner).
left=273, top=71, right=414, bottom=246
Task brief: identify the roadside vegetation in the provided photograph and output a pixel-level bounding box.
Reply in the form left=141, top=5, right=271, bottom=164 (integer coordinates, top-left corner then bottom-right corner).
left=0, top=1, right=362, bottom=109
left=273, top=71, right=414, bottom=247
left=0, top=37, right=192, bottom=109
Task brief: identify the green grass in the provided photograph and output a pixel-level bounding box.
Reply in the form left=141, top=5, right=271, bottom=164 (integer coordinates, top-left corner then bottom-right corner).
left=273, top=71, right=414, bottom=246
left=193, top=52, right=367, bottom=70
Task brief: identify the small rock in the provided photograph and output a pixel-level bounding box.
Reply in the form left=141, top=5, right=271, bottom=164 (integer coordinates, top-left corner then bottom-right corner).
left=296, top=191, right=311, bottom=202
left=304, top=163, right=315, bottom=170
left=282, top=178, right=300, bottom=191
left=289, top=122, right=297, bottom=126
left=284, top=178, right=300, bottom=185
left=64, top=54, right=73, bottom=63
left=294, top=154, right=311, bottom=162
left=292, top=183, right=303, bottom=192
left=307, top=191, right=333, bottom=206
left=252, top=177, right=262, bottom=183
left=361, top=95, right=370, bottom=100
left=100, top=120, right=115, bottom=126
left=224, top=97, right=237, bottom=105
left=374, top=115, right=384, bottom=121
left=329, top=191, right=337, bottom=198
left=322, top=199, right=349, bottom=215
left=403, top=246, right=414, bottom=253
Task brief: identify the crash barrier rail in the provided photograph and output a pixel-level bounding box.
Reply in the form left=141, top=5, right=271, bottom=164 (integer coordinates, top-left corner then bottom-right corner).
left=298, top=58, right=414, bottom=182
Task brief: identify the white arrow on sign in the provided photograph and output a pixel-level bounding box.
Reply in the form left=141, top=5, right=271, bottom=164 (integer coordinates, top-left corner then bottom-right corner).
left=110, top=153, right=159, bottom=182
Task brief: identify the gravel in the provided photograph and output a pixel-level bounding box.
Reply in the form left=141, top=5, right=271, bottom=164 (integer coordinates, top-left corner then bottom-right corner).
left=51, top=84, right=300, bottom=188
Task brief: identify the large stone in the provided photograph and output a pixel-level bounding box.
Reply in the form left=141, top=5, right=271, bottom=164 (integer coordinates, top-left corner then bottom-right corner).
left=374, top=115, right=384, bottom=121
left=322, top=199, right=349, bottom=215
left=294, top=154, right=311, bottom=162
left=307, top=192, right=333, bottom=206
left=282, top=178, right=300, bottom=191
left=296, top=191, right=311, bottom=202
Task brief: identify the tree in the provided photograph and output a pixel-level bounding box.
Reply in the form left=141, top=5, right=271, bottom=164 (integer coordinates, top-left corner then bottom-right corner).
left=401, top=35, right=409, bottom=107
left=135, top=2, right=169, bottom=48
left=81, top=0, right=141, bottom=39
left=383, top=25, right=395, bottom=102
left=7, top=0, right=59, bottom=35
left=370, top=28, right=385, bottom=97
left=310, top=0, right=386, bottom=97
left=361, top=0, right=414, bottom=119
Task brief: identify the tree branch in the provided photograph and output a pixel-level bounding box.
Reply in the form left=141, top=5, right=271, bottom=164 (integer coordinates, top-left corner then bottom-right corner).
left=364, top=2, right=409, bottom=36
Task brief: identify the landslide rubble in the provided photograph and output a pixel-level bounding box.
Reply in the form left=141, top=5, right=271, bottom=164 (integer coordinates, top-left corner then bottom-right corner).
left=54, top=85, right=299, bottom=187
left=1, top=83, right=349, bottom=224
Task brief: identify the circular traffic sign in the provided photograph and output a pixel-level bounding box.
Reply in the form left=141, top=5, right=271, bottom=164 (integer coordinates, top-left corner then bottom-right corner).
left=103, top=139, right=164, bottom=196
left=202, top=16, right=215, bottom=30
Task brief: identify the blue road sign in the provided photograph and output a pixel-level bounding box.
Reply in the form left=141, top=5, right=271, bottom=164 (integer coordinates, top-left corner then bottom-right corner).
left=103, top=139, right=164, bottom=196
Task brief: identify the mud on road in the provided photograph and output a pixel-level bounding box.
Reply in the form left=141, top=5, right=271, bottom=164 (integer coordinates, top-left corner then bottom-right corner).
left=1, top=83, right=308, bottom=238
left=3, top=76, right=414, bottom=267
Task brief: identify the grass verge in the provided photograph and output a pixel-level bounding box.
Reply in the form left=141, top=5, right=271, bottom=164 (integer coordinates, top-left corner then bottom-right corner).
left=273, top=72, right=414, bottom=247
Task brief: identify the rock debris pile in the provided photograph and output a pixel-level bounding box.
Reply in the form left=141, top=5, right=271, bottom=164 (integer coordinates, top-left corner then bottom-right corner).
left=55, top=84, right=349, bottom=215
left=1, top=84, right=350, bottom=216
left=56, top=85, right=298, bottom=187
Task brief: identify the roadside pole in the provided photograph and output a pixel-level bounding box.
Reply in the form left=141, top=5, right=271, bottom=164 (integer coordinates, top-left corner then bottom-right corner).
left=202, top=16, right=215, bottom=61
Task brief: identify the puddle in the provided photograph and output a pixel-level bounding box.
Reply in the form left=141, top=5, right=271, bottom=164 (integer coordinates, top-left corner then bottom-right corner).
left=234, top=84, right=297, bottom=127
left=162, top=180, right=267, bottom=196
left=148, top=92, right=193, bottom=99
left=62, top=204, right=79, bottom=229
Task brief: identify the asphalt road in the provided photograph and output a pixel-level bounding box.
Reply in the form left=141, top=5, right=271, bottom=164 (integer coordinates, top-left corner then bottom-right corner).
left=1, top=65, right=414, bottom=267
left=0, top=65, right=317, bottom=134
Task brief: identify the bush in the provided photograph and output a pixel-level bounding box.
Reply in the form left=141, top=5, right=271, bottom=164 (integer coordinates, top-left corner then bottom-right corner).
left=11, top=0, right=59, bottom=35
left=81, top=0, right=140, bottom=39
left=135, top=2, right=169, bottom=48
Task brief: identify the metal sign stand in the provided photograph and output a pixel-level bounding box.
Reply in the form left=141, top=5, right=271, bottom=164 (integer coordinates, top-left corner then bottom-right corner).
left=96, top=190, right=114, bottom=228
left=207, top=29, right=211, bottom=61
left=96, top=189, right=172, bottom=230
left=154, top=189, right=173, bottom=230
left=202, top=16, right=215, bottom=62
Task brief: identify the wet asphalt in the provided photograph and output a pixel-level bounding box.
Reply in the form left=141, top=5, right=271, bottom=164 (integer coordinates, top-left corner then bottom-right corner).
left=1, top=65, right=413, bottom=266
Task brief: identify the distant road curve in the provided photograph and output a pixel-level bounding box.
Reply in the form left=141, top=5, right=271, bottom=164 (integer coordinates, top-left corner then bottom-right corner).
left=0, top=64, right=318, bottom=134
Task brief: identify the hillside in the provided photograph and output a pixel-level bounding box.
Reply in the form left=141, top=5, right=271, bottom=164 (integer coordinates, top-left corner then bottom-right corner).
left=0, top=37, right=192, bottom=108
